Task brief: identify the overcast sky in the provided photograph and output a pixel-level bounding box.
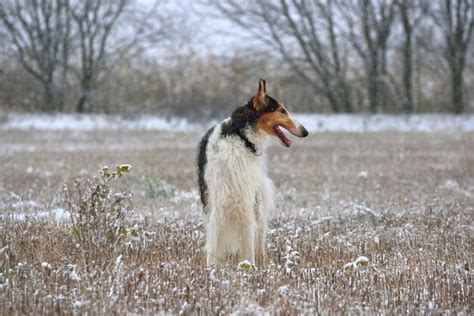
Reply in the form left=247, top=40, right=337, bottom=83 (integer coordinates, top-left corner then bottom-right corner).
left=182, top=1, right=254, bottom=54
left=140, top=0, right=257, bottom=56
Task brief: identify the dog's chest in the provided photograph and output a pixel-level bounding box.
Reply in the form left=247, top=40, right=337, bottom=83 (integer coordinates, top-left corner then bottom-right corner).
left=207, top=132, right=269, bottom=188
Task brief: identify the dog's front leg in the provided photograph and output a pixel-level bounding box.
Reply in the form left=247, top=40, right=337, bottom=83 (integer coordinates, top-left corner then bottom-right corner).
left=205, top=215, right=225, bottom=266
left=256, top=179, right=274, bottom=266
left=255, top=226, right=266, bottom=266
left=254, top=192, right=266, bottom=266
left=238, top=219, right=256, bottom=264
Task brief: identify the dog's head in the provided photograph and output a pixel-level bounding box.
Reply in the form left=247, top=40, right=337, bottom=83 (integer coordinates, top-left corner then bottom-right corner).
left=249, top=79, right=309, bottom=147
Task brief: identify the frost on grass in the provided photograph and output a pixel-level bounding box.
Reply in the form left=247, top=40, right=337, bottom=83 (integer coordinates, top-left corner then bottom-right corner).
left=0, top=199, right=471, bottom=314
left=0, top=131, right=472, bottom=314
left=343, top=261, right=357, bottom=273
left=357, top=170, right=368, bottom=179
left=41, top=261, right=52, bottom=270
left=284, top=240, right=301, bottom=273
left=355, top=256, right=369, bottom=268
left=344, top=256, right=369, bottom=274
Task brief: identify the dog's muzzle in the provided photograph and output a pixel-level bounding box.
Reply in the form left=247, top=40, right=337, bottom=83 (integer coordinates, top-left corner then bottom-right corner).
left=288, top=122, right=309, bottom=138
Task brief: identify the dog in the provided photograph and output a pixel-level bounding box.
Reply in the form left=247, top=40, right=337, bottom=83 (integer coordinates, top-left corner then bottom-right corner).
left=197, top=79, right=308, bottom=266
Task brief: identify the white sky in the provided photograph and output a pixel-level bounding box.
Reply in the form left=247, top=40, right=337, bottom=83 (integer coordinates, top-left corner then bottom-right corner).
left=140, top=0, right=257, bottom=56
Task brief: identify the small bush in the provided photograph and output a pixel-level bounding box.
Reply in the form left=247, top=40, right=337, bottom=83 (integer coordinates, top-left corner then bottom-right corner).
left=138, top=173, right=175, bottom=198
left=62, top=165, right=135, bottom=257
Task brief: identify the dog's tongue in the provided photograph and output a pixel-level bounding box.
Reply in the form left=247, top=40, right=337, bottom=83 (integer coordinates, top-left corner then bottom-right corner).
left=273, top=126, right=292, bottom=147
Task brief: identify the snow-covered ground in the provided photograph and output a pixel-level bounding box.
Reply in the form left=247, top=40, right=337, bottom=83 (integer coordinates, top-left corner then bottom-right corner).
left=293, top=113, right=474, bottom=132
left=0, top=208, right=70, bottom=222
left=1, top=113, right=197, bottom=132
left=1, top=112, right=473, bottom=132
left=1, top=118, right=471, bottom=314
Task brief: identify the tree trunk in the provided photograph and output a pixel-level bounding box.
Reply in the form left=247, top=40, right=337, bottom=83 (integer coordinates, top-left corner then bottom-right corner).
left=42, top=82, right=55, bottom=112
left=402, top=32, right=414, bottom=113
left=76, top=75, right=93, bottom=113
left=400, top=0, right=414, bottom=113
left=368, top=78, right=377, bottom=113
left=340, top=80, right=353, bottom=113
left=326, top=89, right=341, bottom=113
left=76, top=93, right=86, bottom=113
left=56, top=87, right=65, bottom=112
left=451, top=67, right=464, bottom=114
left=342, top=95, right=353, bottom=113
left=368, top=59, right=378, bottom=113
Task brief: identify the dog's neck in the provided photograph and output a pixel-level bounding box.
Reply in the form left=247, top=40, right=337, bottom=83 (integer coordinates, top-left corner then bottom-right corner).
left=239, top=124, right=270, bottom=156
left=232, top=122, right=260, bottom=155
left=221, top=118, right=269, bottom=156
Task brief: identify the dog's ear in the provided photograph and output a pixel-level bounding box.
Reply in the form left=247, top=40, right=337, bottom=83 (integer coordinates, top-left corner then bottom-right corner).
left=252, top=78, right=267, bottom=111
left=258, top=78, right=266, bottom=95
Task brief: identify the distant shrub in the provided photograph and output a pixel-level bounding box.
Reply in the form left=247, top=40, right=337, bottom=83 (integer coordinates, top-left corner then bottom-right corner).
left=139, top=173, right=175, bottom=198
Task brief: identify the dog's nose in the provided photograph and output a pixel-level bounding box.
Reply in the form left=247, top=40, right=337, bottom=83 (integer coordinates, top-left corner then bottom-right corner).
left=300, top=125, right=309, bottom=137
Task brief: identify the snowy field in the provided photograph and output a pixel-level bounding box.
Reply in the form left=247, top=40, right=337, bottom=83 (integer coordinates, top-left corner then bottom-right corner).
left=0, top=115, right=472, bottom=313
left=1, top=112, right=474, bottom=132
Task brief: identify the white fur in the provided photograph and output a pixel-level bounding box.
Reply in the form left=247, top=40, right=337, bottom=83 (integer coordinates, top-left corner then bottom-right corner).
left=204, top=118, right=274, bottom=266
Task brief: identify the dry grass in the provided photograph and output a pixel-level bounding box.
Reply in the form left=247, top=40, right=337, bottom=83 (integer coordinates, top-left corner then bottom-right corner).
left=0, top=129, right=472, bottom=314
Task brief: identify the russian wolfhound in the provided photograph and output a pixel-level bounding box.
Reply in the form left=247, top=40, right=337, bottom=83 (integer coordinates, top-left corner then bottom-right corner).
left=197, top=79, right=308, bottom=266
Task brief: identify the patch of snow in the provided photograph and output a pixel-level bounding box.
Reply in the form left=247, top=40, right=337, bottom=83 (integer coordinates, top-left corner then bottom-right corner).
left=209, top=268, right=217, bottom=282
left=439, top=179, right=473, bottom=198
left=1, top=112, right=473, bottom=132
left=357, top=171, right=369, bottom=179
left=1, top=113, right=200, bottom=132
left=355, top=256, right=369, bottom=268
left=0, top=246, right=8, bottom=255
left=311, top=216, right=336, bottom=226
left=221, top=279, right=230, bottom=290
left=293, top=113, right=474, bottom=133
left=72, top=300, right=90, bottom=309
left=11, top=200, right=39, bottom=209
left=2, top=208, right=70, bottom=222
left=441, top=179, right=459, bottom=190
left=343, top=202, right=381, bottom=218
left=343, top=262, right=356, bottom=273
left=404, top=223, right=415, bottom=230
left=277, top=285, right=289, bottom=296
left=41, top=262, right=52, bottom=269
left=114, top=255, right=123, bottom=272
left=256, top=288, right=266, bottom=295
left=67, top=264, right=81, bottom=281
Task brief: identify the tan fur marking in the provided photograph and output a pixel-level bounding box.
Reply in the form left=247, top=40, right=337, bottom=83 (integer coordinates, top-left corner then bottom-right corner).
left=256, top=106, right=298, bottom=136
left=252, top=96, right=267, bottom=111
left=252, top=79, right=268, bottom=111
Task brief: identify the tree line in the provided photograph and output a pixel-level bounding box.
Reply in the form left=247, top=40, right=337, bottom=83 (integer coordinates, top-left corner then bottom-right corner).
left=0, top=0, right=170, bottom=113
left=210, top=0, right=474, bottom=114
left=0, top=0, right=473, bottom=116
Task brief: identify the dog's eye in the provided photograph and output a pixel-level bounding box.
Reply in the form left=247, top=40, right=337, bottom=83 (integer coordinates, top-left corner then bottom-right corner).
left=280, top=108, right=287, bottom=114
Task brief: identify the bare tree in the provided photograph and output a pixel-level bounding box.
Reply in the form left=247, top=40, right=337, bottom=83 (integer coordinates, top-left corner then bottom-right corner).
left=70, top=0, right=128, bottom=113
left=339, top=0, right=397, bottom=113
left=396, top=0, right=429, bottom=113
left=70, top=0, right=173, bottom=113
left=210, top=0, right=353, bottom=113
left=432, top=0, right=474, bottom=113
left=0, top=0, right=71, bottom=111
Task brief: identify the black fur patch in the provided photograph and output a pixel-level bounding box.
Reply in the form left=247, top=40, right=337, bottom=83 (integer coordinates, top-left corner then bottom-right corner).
left=265, top=96, right=280, bottom=112
left=197, top=126, right=215, bottom=213
left=221, top=104, right=258, bottom=154
left=220, top=97, right=280, bottom=154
